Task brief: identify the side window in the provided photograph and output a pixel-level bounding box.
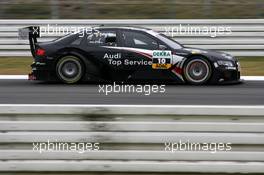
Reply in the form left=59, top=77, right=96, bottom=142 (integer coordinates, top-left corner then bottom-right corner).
left=122, top=31, right=158, bottom=50
left=87, top=31, right=117, bottom=46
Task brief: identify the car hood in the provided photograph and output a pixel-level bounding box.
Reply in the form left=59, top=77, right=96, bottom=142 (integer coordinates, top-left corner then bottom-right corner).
left=180, top=47, right=237, bottom=62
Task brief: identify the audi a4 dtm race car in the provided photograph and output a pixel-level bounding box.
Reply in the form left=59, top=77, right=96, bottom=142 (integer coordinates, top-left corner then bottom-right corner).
left=19, top=26, right=241, bottom=84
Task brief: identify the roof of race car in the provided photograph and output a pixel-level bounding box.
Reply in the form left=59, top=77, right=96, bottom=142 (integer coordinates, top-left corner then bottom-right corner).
left=92, top=26, right=159, bottom=36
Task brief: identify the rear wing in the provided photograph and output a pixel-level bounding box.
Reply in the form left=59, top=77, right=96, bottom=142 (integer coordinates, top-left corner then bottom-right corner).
left=18, top=26, right=40, bottom=57
left=18, top=26, right=40, bottom=40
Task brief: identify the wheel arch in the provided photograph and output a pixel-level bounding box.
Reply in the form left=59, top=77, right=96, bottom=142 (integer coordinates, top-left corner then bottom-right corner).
left=55, top=48, right=102, bottom=79
left=185, top=54, right=213, bottom=65
left=184, top=54, right=214, bottom=74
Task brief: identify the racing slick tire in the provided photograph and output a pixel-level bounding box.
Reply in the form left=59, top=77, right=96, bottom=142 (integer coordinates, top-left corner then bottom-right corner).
left=56, top=55, right=84, bottom=84
left=183, top=57, right=212, bottom=85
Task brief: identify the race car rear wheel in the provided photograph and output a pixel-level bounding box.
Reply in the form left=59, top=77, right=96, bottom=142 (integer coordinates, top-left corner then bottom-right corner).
left=56, top=56, right=83, bottom=84
left=183, top=57, right=212, bottom=85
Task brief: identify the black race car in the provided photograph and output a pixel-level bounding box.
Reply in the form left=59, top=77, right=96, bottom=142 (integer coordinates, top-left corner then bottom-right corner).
left=19, top=26, right=241, bottom=84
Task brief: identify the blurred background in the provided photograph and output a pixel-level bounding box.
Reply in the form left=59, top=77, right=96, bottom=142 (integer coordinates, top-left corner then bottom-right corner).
left=0, top=0, right=263, bottom=19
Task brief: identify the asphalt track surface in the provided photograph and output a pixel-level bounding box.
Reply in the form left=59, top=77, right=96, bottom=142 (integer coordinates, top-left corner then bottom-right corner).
left=0, top=80, right=263, bottom=105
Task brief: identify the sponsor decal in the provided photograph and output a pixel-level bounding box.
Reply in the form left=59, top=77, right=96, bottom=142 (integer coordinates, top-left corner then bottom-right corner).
left=152, top=50, right=172, bottom=69
left=103, top=53, right=121, bottom=59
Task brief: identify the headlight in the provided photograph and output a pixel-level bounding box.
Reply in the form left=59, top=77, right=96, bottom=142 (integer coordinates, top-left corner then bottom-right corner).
left=217, top=60, right=234, bottom=67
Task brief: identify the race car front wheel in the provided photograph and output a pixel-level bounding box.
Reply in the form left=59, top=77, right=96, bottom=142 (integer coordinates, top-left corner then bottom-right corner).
left=56, top=56, right=83, bottom=84
left=183, top=57, right=212, bottom=85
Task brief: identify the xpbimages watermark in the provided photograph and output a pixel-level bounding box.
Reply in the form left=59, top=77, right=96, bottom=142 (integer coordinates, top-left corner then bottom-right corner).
left=98, top=82, right=166, bottom=95
left=34, top=24, right=99, bottom=38
left=32, top=140, right=100, bottom=154
left=164, top=140, right=232, bottom=153
left=164, top=24, right=232, bottom=38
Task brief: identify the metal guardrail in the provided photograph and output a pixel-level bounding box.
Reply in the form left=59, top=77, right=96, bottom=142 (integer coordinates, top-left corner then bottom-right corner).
left=0, top=105, right=263, bottom=173
left=0, top=19, right=264, bottom=57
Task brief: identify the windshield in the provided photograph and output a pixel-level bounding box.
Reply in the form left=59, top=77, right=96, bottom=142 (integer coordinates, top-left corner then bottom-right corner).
left=156, top=33, right=183, bottom=49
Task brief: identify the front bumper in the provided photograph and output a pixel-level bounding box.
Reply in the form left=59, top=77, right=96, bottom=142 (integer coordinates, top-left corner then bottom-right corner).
left=210, top=62, right=241, bottom=84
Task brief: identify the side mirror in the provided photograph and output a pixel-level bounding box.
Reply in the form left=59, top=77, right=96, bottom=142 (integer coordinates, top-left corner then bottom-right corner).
left=159, top=44, right=167, bottom=50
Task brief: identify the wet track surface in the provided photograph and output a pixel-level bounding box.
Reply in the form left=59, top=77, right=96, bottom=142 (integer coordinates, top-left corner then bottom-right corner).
left=0, top=80, right=263, bottom=105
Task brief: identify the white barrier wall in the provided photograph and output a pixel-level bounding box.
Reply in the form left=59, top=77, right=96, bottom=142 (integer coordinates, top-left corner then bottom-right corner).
left=0, top=105, right=264, bottom=173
